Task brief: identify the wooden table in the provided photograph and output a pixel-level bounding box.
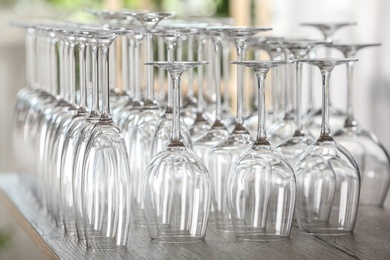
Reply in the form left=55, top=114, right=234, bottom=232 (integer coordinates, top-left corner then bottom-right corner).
left=1, top=173, right=390, bottom=260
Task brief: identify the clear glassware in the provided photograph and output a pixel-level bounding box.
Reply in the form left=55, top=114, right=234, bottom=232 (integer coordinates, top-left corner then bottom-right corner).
left=127, top=11, right=175, bottom=226
left=72, top=33, right=102, bottom=242
left=150, top=26, right=195, bottom=158
left=275, top=40, right=325, bottom=166
left=193, top=27, right=230, bottom=168
left=300, top=22, right=356, bottom=137
left=208, top=26, right=272, bottom=231
left=144, top=61, right=211, bottom=242
left=330, top=43, right=390, bottom=207
left=245, top=37, right=282, bottom=136
left=296, top=58, right=360, bottom=235
left=266, top=42, right=297, bottom=146
left=228, top=60, right=295, bottom=241
left=80, top=30, right=131, bottom=247
left=188, top=29, right=214, bottom=141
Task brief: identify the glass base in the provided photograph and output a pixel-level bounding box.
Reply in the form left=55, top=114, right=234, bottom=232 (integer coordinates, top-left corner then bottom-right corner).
left=151, top=235, right=204, bottom=243
left=235, top=233, right=289, bottom=242
left=300, top=228, right=353, bottom=235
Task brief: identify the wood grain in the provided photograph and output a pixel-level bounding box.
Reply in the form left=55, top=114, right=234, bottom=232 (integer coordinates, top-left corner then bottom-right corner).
left=1, top=173, right=390, bottom=260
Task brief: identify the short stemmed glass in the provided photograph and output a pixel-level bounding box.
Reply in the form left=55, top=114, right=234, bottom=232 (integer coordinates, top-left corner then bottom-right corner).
left=228, top=60, right=295, bottom=241
left=330, top=43, right=390, bottom=206
left=296, top=58, right=360, bottom=235
left=143, top=61, right=211, bottom=242
left=276, top=40, right=325, bottom=166
left=300, top=22, right=356, bottom=137
left=81, top=31, right=131, bottom=247
left=208, top=26, right=272, bottom=231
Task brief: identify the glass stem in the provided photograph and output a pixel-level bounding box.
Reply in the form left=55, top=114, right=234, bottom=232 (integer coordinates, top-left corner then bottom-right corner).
left=128, top=37, right=135, bottom=98
left=134, top=40, right=141, bottom=102
left=50, top=37, right=58, bottom=96
left=294, top=61, right=303, bottom=135
left=59, top=40, right=65, bottom=99
left=91, top=43, right=99, bottom=113
left=171, top=73, right=183, bottom=143
left=319, top=69, right=333, bottom=141
left=345, top=61, right=355, bottom=127
left=100, top=44, right=111, bottom=118
left=236, top=41, right=245, bottom=125
left=122, top=36, right=128, bottom=94
left=222, top=42, right=230, bottom=111
left=213, top=39, right=222, bottom=122
left=69, top=40, right=76, bottom=105
left=166, top=43, right=174, bottom=109
left=79, top=40, right=87, bottom=109
left=255, top=68, right=270, bottom=143
left=187, top=35, right=194, bottom=100
left=146, top=33, right=154, bottom=102
left=197, top=39, right=204, bottom=113
left=64, top=40, right=70, bottom=102
left=158, top=37, right=165, bottom=101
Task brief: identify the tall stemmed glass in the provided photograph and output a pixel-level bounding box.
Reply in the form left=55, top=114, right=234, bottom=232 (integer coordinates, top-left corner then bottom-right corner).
left=300, top=22, right=356, bottom=137
left=275, top=40, right=325, bottom=166
left=42, top=28, right=79, bottom=224
left=330, top=43, right=390, bottom=206
left=59, top=29, right=91, bottom=235
left=193, top=28, right=229, bottom=167
left=73, top=32, right=102, bottom=242
left=81, top=30, right=131, bottom=247
left=265, top=42, right=296, bottom=146
left=150, top=26, right=196, bottom=157
left=189, top=29, right=214, bottom=140
left=228, top=60, right=295, bottom=241
left=144, top=61, right=210, bottom=242
left=127, top=11, right=174, bottom=226
left=296, top=58, right=360, bottom=235
left=208, top=26, right=272, bottom=231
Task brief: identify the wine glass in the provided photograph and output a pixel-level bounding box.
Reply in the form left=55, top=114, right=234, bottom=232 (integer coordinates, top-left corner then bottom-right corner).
left=275, top=40, right=325, bottom=166
left=72, top=33, right=102, bottom=242
left=59, top=29, right=96, bottom=235
left=150, top=26, right=195, bottom=158
left=80, top=30, right=131, bottom=247
left=208, top=26, right=272, bottom=231
left=127, top=11, right=175, bottom=226
left=143, top=61, right=211, bottom=242
left=265, top=42, right=296, bottom=146
left=329, top=43, right=390, bottom=207
left=228, top=60, right=295, bottom=241
left=300, top=22, right=356, bottom=137
left=296, top=58, right=360, bottom=235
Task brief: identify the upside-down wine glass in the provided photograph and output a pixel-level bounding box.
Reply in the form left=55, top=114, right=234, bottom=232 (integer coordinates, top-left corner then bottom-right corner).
left=143, top=61, right=211, bottom=242
left=80, top=30, right=131, bottom=247
left=59, top=29, right=91, bottom=235
left=296, top=58, right=360, bottom=235
left=276, top=40, right=325, bottom=166
left=265, top=41, right=296, bottom=146
left=300, top=22, right=356, bottom=137
left=127, top=11, right=175, bottom=226
left=150, top=26, right=195, bottom=158
left=208, top=26, right=272, bottom=231
left=193, top=27, right=230, bottom=165
left=228, top=60, right=295, bottom=241
left=330, top=43, right=390, bottom=207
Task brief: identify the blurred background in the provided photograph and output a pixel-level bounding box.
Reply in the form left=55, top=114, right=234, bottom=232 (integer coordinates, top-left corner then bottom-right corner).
left=0, top=0, right=389, bottom=258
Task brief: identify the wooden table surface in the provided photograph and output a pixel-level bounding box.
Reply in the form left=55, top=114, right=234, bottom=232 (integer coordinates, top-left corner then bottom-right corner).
left=1, top=173, right=390, bottom=260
